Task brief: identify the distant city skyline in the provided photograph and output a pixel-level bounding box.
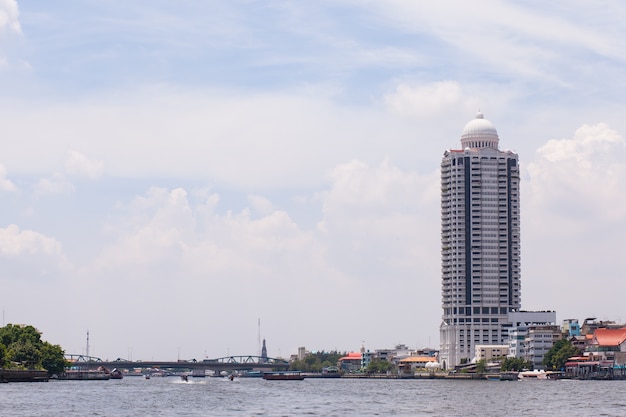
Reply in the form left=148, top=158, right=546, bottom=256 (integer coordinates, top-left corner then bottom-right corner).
left=1, top=2, right=626, bottom=360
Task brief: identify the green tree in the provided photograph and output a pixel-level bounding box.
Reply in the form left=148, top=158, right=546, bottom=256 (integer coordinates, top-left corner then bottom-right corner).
left=40, top=342, right=69, bottom=376
left=0, top=324, right=67, bottom=375
left=289, top=351, right=345, bottom=372
left=475, top=359, right=487, bottom=374
left=0, top=324, right=42, bottom=347
left=0, top=343, right=5, bottom=367
left=543, top=339, right=581, bottom=371
left=7, top=339, right=41, bottom=368
left=366, top=358, right=392, bottom=374
left=500, top=357, right=533, bottom=371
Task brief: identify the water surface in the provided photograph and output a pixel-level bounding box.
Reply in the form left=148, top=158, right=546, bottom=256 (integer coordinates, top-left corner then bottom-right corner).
left=2, top=376, right=625, bottom=416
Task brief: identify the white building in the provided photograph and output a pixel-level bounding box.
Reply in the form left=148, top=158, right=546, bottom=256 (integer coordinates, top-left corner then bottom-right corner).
left=507, top=311, right=557, bottom=358
left=439, top=112, right=521, bottom=369
left=524, top=325, right=561, bottom=370
left=475, top=345, right=509, bottom=362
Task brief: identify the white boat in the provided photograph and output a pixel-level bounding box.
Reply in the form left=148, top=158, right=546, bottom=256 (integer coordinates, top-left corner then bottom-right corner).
left=518, top=370, right=547, bottom=380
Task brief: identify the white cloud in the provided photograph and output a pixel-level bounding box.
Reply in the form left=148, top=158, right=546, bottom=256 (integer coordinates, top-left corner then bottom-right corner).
left=526, top=123, right=626, bottom=224
left=0, top=88, right=435, bottom=188
left=33, top=173, right=74, bottom=196
left=247, top=195, right=275, bottom=216
left=0, top=224, right=71, bottom=279
left=354, top=0, right=626, bottom=77
left=60, top=158, right=441, bottom=358
left=384, top=81, right=466, bottom=117
left=0, top=0, right=21, bottom=35
left=0, top=224, right=59, bottom=256
left=0, top=163, right=16, bottom=192
left=317, top=159, right=439, bottom=281
left=65, top=149, right=104, bottom=180
left=0, top=0, right=24, bottom=71
left=522, top=123, right=626, bottom=319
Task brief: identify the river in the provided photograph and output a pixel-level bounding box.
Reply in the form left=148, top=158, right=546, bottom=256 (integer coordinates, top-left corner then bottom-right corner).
left=2, top=375, right=625, bottom=416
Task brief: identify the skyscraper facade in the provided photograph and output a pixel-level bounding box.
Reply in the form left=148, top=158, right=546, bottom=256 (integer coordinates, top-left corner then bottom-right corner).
left=439, top=112, right=521, bottom=369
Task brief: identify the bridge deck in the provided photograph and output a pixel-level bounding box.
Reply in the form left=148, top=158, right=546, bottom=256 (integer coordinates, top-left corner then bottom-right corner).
left=68, top=356, right=289, bottom=372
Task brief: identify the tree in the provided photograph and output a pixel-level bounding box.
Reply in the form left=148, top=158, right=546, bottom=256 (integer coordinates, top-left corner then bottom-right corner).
left=500, top=357, right=533, bottom=371
left=7, top=340, right=41, bottom=368
left=475, top=359, right=487, bottom=374
left=0, top=324, right=42, bottom=347
left=40, top=342, right=69, bottom=376
left=366, top=358, right=392, bottom=374
left=0, top=324, right=67, bottom=376
left=543, top=339, right=581, bottom=371
left=289, top=350, right=344, bottom=372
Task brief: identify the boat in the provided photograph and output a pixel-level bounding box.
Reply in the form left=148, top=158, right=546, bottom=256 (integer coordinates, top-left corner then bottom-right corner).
left=518, top=370, right=548, bottom=380
left=58, top=368, right=111, bottom=381
left=262, top=371, right=305, bottom=381
left=110, top=368, right=123, bottom=379
left=518, top=370, right=562, bottom=380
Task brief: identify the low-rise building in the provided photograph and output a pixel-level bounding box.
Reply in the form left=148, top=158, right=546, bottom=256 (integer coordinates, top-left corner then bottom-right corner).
left=398, top=356, right=438, bottom=374
left=338, top=352, right=362, bottom=372
left=523, top=325, right=561, bottom=370
left=506, top=311, right=557, bottom=361
left=562, top=319, right=581, bottom=337
left=587, top=327, right=626, bottom=361
left=475, top=345, right=509, bottom=362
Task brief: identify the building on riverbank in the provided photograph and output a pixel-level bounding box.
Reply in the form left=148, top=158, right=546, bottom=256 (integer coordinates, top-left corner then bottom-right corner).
left=439, top=112, right=521, bottom=370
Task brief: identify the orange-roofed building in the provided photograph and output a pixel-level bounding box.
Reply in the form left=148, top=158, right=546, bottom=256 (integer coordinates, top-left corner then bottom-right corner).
left=589, top=327, right=626, bottom=360
left=398, top=356, right=438, bottom=374
left=338, top=352, right=362, bottom=372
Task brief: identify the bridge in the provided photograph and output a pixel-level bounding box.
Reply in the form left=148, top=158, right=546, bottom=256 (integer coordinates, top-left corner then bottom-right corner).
left=65, top=354, right=289, bottom=373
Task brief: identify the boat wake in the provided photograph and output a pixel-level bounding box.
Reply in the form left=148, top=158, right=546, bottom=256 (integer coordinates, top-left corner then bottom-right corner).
left=172, top=378, right=207, bottom=385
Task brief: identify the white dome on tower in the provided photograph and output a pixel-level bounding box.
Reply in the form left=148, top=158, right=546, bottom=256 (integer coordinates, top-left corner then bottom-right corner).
left=460, top=112, right=499, bottom=149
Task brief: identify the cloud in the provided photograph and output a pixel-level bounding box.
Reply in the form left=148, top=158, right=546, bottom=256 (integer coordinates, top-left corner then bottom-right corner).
left=33, top=173, right=74, bottom=196
left=247, top=195, right=275, bottom=216
left=0, top=88, right=435, bottom=188
left=522, top=122, right=626, bottom=318
left=343, top=0, right=626, bottom=87
left=317, top=158, right=439, bottom=281
left=97, top=186, right=312, bottom=285
left=526, top=123, right=626, bottom=224
left=0, top=163, right=17, bottom=192
left=59, top=157, right=441, bottom=358
left=0, top=0, right=24, bottom=72
left=0, top=224, right=71, bottom=280
left=0, top=0, right=21, bottom=35
left=65, top=149, right=104, bottom=179
left=384, top=81, right=466, bottom=117
left=30, top=149, right=102, bottom=196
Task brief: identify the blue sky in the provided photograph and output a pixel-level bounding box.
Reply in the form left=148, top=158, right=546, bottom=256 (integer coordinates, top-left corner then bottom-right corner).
left=2, top=0, right=626, bottom=361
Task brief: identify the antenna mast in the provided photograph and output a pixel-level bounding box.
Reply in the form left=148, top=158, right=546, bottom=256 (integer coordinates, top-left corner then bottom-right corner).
left=86, top=330, right=90, bottom=358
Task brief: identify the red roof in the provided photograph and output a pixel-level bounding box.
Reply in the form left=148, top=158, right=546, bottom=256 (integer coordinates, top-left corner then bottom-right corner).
left=338, top=352, right=362, bottom=361
left=592, top=327, right=626, bottom=347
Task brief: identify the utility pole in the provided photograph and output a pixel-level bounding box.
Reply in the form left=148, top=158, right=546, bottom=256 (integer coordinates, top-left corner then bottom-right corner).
left=86, top=330, right=90, bottom=359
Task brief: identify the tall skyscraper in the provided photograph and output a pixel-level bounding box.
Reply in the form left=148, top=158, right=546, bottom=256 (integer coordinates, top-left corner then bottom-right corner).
left=439, top=112, right=521, bottom=369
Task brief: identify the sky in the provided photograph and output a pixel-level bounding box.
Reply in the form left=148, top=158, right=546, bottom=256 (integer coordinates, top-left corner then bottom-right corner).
left=1, top=0, right=626, bottom=361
